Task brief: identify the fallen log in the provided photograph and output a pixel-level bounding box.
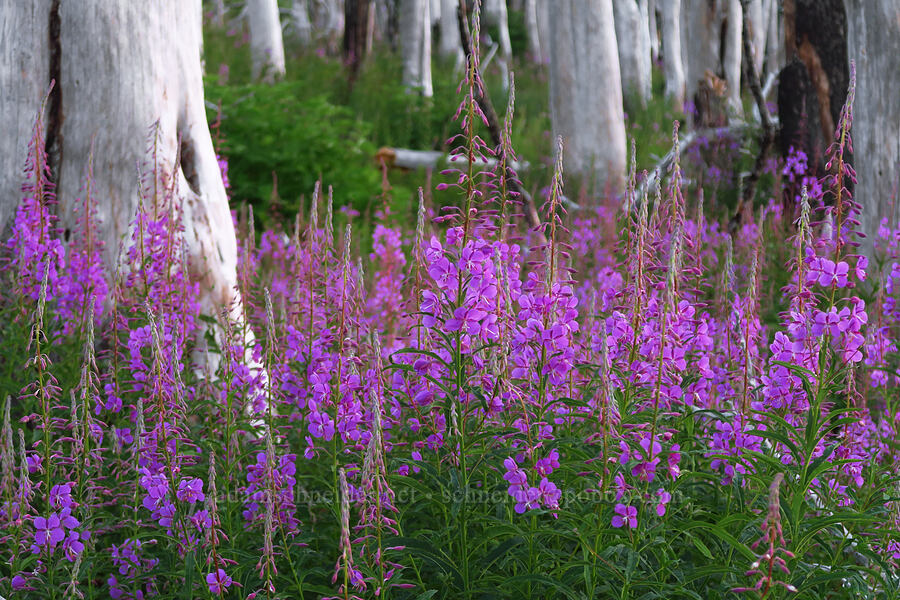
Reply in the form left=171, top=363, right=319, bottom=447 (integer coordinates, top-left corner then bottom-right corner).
left=375, top=146, right=529, bottom=172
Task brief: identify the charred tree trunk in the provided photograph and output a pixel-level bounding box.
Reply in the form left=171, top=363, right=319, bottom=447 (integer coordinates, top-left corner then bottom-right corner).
left=344, top=0, right=373, bottom=81
left=778, top=0, right=848, bottom=202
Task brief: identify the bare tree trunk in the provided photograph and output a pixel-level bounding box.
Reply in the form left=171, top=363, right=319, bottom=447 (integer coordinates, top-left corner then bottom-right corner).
left=246, top=0, right=286, bottom=81
left=344, top=0, right=373, bottom=79
left=845, top=0, right=900, bottom=245
left=490, top=0, right=513, bottom=63
left=0, top=1, right=51, bottom=236
left=525, top=0, right=540, bottom=62
left=292, top=0, right=312, bottom=44
left=0, top=1, right=246, bottom=338
left=614, top=0, right=652, bottom=107
left=746, top=0, right=766, bottom=76
left=660, top=0, right=685, bottom=110
left=549, top=0, right=626, bottom=191
left=646, top=0, right=659, bottom=62
left=723, top=0, right=743, bottom=116
left=763, top=0, right=782, bottom=76
left=537, top=0, right=550, bottom=64
left=438, top=0, right=462, bottom=61
left=54, top=1, right=243, bottom=326
left=681, top=0, right=720, bottom=107
left=399, top=0, right=432, bottom=97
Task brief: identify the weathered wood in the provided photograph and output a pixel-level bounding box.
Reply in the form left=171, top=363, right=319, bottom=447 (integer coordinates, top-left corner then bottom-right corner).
left=613, top=0, right=652, bottom=108
left=548, top=0, right=626, bottom=192
left=0, top=1, right=51, bottom=236
left=246, top=0, right=286, bottom=81
left=659, top=0, right=685, bottom=110
left=376, top=147, right=528, bottom=172
left=845, top=0, right=900, bottom=247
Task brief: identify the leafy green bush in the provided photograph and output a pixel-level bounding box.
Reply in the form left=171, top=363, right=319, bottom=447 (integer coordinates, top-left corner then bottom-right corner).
left=205, top=81, right=381, bottom=229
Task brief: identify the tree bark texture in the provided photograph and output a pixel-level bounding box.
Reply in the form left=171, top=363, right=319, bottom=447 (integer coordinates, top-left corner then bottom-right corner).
left=1, top=0, right=244, bottom=327
left=660, top=0, right=685, bottom=110
left=548, top=0, right=626, bottom=192
left=844, top=0, right=900, bottom=244
left=400, top=0, right=433, bottom=97
left=0, top=1, right=51, bottom=237
left=778, top=0, right=848, bottom=177
left=613, top=0, right=652, bottom=108
left=439, top=0, right=463, bottom=60
left=344, top=0, right=373, bottom=79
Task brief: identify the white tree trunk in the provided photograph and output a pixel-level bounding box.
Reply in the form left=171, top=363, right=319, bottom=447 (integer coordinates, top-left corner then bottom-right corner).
left=549, top=0, right=626, bottom=191
left=0, top=1, right=51, bottom=235
left=246, top=0, right=286, bottom=81
left=525, top=0, right=541, bottom=62
left=430, top=0, right=440, bottom=25
left=646, top=0, right=659, bottom=62
left=537, top=0, right=550, bottom=64
left=845, top=0, right=900, bottom=246
left=485, top=0, right=512, bottom=62
left=400, top=0, right=432, bottom=97
left=722, top=0, right=743, bottom=116
left=438, top=0, right=462, bottom=61
left=746, top=0, right=766, bottom=76
left=681, top=0, right=721, bottom=106
left=660, top=0, right=686, bottom=110
left=52, top=1, right=244, bottom=328
left=764, top=0, right=783, bottom=77
left=293, top=0, right=313, bottom=44
left=614, top=0, right=652, bottom=106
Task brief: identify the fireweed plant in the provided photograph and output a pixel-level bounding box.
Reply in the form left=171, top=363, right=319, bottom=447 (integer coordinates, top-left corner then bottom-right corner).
left=0, top=21, right=898, bottom=599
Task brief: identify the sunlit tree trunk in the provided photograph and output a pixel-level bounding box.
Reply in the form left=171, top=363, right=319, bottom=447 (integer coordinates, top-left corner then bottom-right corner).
left=660, top=0, right=685, bottom=110
left=247, top=0, right=286, bottom=81
left=400, top=0, right=432, bottom=97
left=845, top=0, right=900, bottom=244
left=614, top=0, right=652, bottom=107
left=548, top=0, right=626, bottom=191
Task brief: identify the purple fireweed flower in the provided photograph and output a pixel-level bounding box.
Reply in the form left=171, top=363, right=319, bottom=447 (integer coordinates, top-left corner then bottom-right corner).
left=176, top=477, right=205, bottom=504
left=612, top=503, right=638, bottom=529
left=206, top=569, right=233, bottom=594
left=655, top=489, right=672, bottom=516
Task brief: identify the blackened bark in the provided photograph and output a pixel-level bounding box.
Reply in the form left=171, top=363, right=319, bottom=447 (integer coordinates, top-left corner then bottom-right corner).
left=344, top=0, right=372, bottom=84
